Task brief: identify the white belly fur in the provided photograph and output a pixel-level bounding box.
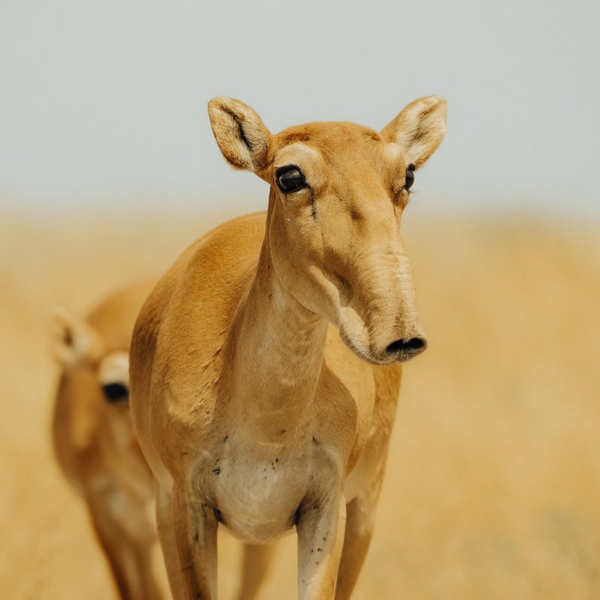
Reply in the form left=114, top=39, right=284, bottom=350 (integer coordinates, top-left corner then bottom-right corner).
left=213, top=451, right=312, bottom=542
left=192, top=430, right=318, bottom=543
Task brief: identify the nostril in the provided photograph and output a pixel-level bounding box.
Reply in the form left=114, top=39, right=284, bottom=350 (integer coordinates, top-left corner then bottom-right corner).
left=386, top=337, right=426, bottom=355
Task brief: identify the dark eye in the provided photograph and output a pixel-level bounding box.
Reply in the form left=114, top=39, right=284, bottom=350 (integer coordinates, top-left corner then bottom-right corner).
left=102, top=382, right=129, bottom=403
left=404, top=163, right=415, bottom=191
left=276, top=166, right=306, bottom=194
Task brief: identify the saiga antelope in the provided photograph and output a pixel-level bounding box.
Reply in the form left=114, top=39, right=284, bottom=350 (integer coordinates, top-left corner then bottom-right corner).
left=51, top=283, right=166, bottom=600
left=130, top=95, right=447, bottom=599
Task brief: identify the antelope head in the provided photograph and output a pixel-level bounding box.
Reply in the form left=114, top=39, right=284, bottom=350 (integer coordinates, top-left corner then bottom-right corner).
left=208, top=96, right=446, bottom=364
left=51, top=308, right=130, bottom=402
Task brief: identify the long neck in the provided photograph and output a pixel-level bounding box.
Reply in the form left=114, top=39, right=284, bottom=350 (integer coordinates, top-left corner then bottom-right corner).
left=229, top=228, right=328, bottom=443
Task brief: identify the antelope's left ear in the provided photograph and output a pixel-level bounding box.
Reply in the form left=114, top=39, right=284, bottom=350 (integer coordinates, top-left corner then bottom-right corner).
left=50, top=308, right=102, bottom=369
left=381, top=96, right=447, bottom=168
left=208, top=97, right=271, bottom=172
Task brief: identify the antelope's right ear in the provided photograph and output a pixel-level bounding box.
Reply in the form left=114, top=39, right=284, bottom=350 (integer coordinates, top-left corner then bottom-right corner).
left=208, top=97, right=271, bottom=172
left=50, top=308, right=102, bottom=369
left=381, top=96, right=447, bottom=169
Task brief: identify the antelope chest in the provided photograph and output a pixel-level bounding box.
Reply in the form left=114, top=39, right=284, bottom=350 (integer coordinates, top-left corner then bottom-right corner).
left=196, top=435, right=322, bottom=543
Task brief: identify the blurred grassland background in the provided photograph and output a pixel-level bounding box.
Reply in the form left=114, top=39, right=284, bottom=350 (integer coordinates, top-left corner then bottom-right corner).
left=2, top=212, right=599, bottom=599
left=1, top=0, right=600, bottom=598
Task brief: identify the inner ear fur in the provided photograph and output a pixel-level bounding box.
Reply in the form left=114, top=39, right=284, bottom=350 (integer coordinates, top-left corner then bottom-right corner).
left=381, top=96, right=447, bottom=169
left=50, top=307, right=102, bottom=369
left=208, top=97, right=271, bottom=172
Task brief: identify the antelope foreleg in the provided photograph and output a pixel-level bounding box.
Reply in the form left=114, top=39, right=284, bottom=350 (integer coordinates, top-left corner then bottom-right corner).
left=156, top=485, right=186, bottom=600
left=297, top=495, right=346, bottom=600
left=334, top=492, right=379, bottom=599
left=87, top=490, right=163, bottom=600
left=335, top=454, right=389, bottom=599
left=170, top=484, right=218, bottom=600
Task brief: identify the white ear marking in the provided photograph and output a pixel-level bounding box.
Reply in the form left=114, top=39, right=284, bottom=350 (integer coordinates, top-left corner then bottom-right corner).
left=381, top=96, right=447, bottom=168
left=208, top=97, right=271, bottom=172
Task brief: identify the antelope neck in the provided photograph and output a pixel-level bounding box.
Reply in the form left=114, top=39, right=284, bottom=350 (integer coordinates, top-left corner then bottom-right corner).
left=230, top=240, right=328, bottom=443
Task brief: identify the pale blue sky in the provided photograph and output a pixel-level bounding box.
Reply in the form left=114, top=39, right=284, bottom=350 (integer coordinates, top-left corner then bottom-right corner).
left=1, top=0, right=599, bottom=217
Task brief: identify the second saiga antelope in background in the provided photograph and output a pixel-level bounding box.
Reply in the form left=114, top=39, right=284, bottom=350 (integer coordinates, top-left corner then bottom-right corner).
left=51, top=283, right=166, bottom=600
left=130, top=95, right=447, bottom=599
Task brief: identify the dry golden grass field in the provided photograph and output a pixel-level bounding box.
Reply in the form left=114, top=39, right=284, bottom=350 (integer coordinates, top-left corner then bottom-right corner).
left=1, top=208, right=599, bottom=599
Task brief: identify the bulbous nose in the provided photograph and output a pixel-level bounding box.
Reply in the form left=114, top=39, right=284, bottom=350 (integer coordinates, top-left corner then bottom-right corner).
left=385, top=336, right=427, bottom=361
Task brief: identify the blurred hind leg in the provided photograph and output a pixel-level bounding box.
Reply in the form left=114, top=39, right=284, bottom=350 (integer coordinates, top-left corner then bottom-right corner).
left=333, top=494, right=377, bottom=600
left=335, top=462, right=387, bottom=600
left=235, top=543, right=275, bottom=600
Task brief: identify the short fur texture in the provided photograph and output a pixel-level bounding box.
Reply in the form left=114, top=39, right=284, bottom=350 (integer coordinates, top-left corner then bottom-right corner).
left=130, top=96, right=447, bottom=600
